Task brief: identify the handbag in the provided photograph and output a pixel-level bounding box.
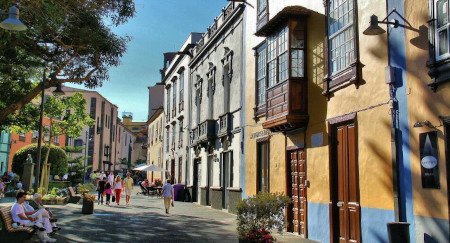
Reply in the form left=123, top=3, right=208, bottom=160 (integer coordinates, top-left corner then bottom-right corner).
left=112, top=195, right=115, bottom=202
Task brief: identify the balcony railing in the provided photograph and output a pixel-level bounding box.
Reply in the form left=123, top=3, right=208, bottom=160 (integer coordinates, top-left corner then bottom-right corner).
left=192, top=120, right=216, bottom=146
left=218, top=112, right=232, bottom=137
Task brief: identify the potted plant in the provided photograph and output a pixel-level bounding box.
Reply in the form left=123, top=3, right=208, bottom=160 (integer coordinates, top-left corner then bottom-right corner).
left=236, top=192, right=290, bottom=243
left=82, top=194, right=96, bottom=214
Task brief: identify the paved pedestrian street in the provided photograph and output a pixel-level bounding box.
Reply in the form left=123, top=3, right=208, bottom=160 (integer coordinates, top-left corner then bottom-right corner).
left=0, top=188, right=306, bottom=243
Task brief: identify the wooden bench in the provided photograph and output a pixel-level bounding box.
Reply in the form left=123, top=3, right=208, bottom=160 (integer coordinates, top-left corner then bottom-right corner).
left=0, top=206, right=35, bottom=241
left=67, top=187, right=81, bottom=203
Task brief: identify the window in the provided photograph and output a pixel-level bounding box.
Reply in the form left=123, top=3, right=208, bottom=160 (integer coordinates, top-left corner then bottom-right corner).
left=166, top=87, right=171, bottom=120
left=256, top=42, right=267, bottom=107
left=257, top=0, right=267, bottom=17
left=257, top=141, right=270, bottom=192
left=172, top=80, right=177, bottom=117
left=172, top=124, right=176, bottom=149
left=166, top=128, right=170, bottom=152
left=436, top=0, right=450, bottom=60
left=328, top=0, right=356, bottom=74
left=32, top=131, right=39, bottom=143
left=74, top=139, right=83, bottom=147
left=291, top=20, right=306, bottom=77
left=256, top=0, right=269, bottom=31
left=267, top=26, right=289, bottom=87
left=54, top=135, right=60, bottom=145
left=179, top=71, right=184, bottom=111
left=19, top=133, right=26, bottom=142
left=179, top=120, right=184, bottom=147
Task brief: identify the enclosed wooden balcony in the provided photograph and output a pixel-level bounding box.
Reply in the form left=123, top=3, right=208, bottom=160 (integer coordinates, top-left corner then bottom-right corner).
left=262, top=78, right=308, bottom=132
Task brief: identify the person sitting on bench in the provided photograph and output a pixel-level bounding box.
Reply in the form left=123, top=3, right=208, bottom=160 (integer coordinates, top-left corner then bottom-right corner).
left=32, top=193, right=61, bottom=233
left=140, top=179, right=150, bottom=195
left=10, top=191, right=56, bottom=242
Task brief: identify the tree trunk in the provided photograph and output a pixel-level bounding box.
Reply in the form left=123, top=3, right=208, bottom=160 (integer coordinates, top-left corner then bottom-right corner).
left=40, top=120, right=53, bottom=195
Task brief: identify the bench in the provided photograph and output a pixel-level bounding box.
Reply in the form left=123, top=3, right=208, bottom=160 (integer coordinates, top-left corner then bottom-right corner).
left=67, top=187, right=81, bottom=203
left=0, top=206, right=35, bottom=241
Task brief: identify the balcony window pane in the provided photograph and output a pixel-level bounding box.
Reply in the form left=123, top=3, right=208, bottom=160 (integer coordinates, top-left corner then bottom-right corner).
left=278, top=52, right=288, bottom=82
left=439, top=29, right=449, bottom=56
left=256, top=43, right=267, bottom=106
left=437, top=0, right=449, bottom=28
left=291, top=50, right=304, bottom=77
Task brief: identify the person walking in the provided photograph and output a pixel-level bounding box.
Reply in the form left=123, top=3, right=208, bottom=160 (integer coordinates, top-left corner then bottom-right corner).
left=162, top=179, right=174, bottom=214
left=113, top=175, right=123, bottom=206
left=105, top=182, right=112, bottom=206
left=97, top=177, right=106, bottom=205
left=107, top=172, right=114, bottom=186
left=123, top=173, right=134, bottom=206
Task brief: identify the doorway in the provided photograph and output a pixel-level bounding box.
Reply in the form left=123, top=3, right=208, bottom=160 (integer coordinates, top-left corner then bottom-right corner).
left=287, top=149, right=307, bottom=237
left=330, top=122, right=361, bottom=243
left=170, top=159, right=175, bottom=184
left=222, top=151, right=232, bottom=209
left=192, top=158, right=201, bottom=203
left=206, top=156, right=214, bottom=206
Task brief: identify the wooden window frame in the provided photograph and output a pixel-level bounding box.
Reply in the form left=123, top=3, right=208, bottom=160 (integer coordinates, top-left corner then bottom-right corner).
left=323, top=0, right=361, bottom=97
left=179, top=70, right=185, bottom=112
left=257, top=140, right=270, bottom=193
left=254, top=41, right=268, bottom=118
left=427, top=0, right=450, bottom=91
left=256, top=0, right=269, bottom=32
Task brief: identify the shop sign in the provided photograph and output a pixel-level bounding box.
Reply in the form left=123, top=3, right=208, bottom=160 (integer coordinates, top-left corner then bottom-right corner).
left=419, top=131, right=440, bottom=189
left=250, top=130, right=271, bottom=140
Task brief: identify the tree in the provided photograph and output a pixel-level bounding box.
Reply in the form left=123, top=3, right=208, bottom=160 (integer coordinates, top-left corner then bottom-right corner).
left=0, top=0, right=135, bottom=126
left=67, top=156, right=91, bottom=186
left=12, top=144, right=68, bottom=177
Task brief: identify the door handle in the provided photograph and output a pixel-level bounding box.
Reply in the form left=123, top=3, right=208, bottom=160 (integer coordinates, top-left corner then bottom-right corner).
left=337, top=202, right=344, bottom=207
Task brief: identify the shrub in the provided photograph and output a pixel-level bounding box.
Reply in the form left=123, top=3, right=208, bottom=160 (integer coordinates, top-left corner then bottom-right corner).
left=236, top=192, right=290, bottom=241
left=12, top=143, right=68, bottom=177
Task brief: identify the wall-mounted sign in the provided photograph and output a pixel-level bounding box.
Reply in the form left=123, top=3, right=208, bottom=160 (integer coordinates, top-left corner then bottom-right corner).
left=419, top=131, right=440, bottom=189
left=250, top=130, right=271, bottom=140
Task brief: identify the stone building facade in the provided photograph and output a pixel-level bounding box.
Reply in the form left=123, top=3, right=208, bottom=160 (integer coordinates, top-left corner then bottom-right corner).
left=163, top=33, right=202, bottom=185
left=188, top=2, right=246, bottom=214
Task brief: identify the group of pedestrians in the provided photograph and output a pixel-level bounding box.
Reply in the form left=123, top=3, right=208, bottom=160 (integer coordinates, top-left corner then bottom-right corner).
left=95, top=172, right=134, bottom=207
left=91, top=170, right=175, bottom=214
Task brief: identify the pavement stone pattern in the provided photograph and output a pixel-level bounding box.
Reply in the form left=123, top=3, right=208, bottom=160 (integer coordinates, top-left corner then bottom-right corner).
left=0, top=188, right=307, bottom=243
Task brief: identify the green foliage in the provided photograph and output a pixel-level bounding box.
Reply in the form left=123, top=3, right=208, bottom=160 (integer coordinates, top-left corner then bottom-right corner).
left=0, top=0, right=135, bottom=127
left=77, top=183, right=95, bottom=193
left=48, top=181, right=70, bottom=190
left=68, top=156, right=91, bottom=185
left=63, top=146, right=83, bottom=153
left=236, top=192, right=291, bottom=240
left=12, top=144, right=68, bottom=177
left=49, top=187, right=59, bottom=196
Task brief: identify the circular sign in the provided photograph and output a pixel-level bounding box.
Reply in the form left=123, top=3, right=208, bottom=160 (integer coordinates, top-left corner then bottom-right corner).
left=421, top=156, right=438, bottom=169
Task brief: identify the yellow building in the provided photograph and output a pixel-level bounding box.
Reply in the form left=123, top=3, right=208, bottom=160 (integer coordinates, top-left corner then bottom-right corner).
left=122, top=112, right=147, bottom=165
left=146, top=108, right=164, bottom=182
left=244, top=0, right=448, bottom=242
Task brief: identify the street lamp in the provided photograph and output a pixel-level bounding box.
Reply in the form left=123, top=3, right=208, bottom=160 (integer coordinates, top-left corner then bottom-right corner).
left=0, top=5, right=27, bottom=31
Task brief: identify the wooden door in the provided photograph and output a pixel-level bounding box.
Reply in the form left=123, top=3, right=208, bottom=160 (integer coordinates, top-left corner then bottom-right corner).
left=288, top=149, right=307, bottom=237
left=331, top=123, right=361, bottom=243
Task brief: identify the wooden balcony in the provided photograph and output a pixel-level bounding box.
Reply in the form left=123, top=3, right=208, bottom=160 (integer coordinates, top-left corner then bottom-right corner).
left=218, top=112, right=232, bottom=138
left=262, top=78, right=309, bottom=132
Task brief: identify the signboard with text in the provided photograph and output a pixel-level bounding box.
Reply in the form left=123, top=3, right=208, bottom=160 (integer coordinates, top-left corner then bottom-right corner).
left=419, top=131, right=440, bottom=189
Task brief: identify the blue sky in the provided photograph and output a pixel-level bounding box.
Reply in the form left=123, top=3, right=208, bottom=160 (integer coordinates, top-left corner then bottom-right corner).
left=68, top=0, right=227, bottom=122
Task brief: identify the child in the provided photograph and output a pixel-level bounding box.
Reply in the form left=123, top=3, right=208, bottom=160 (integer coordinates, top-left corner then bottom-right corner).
left=104, top=182, right=112, bottom=206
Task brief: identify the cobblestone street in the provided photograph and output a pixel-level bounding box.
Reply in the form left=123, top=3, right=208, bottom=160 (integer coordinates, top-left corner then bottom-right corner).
left=0, top=189, right=305, bottom=243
